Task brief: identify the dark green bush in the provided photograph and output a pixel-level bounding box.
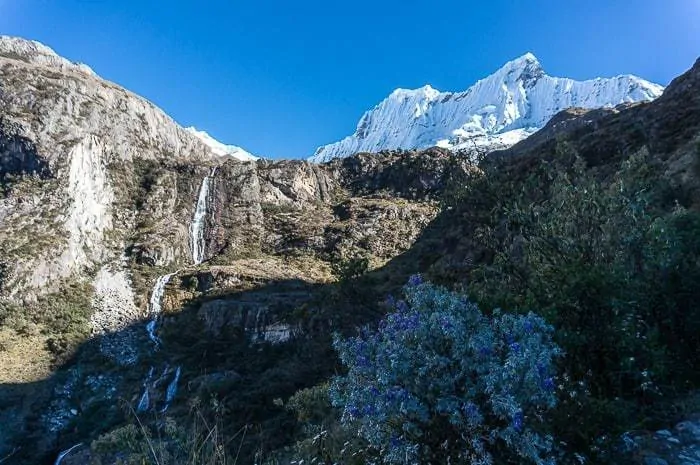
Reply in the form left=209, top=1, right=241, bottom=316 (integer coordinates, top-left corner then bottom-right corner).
left=280, top=383, right=374, bottom=465
left=330, top=252, right=370, bottom=282
left=462, top=151, right=700, bottom=459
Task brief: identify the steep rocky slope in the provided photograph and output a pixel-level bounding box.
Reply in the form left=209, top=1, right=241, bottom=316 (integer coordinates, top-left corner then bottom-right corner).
left=0, top=37, right=452, bottom=464
left=0, top=35, right=221, bottom=297
left=1, top=34, right=698, bottom=465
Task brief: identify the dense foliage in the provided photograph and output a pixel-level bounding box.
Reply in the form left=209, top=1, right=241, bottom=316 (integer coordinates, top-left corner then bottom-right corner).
left=460, top=150, right=700, bottom=459
left=330, top=279, right=561, bottom=464
left=0, top=280, right=93, bottom=360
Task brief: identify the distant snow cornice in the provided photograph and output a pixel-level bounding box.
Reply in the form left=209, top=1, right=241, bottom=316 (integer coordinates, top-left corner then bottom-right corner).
left=309, top=53, right=665, bottom=163
left=185, top=127, right=258, bottom=162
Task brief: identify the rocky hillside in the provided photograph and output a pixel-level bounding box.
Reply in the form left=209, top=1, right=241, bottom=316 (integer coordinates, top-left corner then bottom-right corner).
left=0, top=35, right=225, bottom=297
left=0, top=37, right=460, bottom=464
left=1, top=34, right=699, bottom=465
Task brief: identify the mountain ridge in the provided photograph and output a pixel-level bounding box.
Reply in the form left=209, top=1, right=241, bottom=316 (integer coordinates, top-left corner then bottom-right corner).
left=310, top=53, right=665, bottom=162
left=0, top=35, right=254, bottom=163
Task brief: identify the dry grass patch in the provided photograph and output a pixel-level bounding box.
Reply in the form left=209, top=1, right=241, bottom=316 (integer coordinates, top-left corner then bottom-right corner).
left=0, top=325, right=53, bottom=383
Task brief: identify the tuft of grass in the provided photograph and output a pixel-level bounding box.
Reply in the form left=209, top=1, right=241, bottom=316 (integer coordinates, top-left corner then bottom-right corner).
left=91, top=401, right=246, bottom=465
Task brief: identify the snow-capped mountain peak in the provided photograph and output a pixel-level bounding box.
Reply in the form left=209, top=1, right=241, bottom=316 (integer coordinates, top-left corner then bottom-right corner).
left=496, top=52, right=545, bottom=85
left=309, top=53, right=664, bottom=162
left=389, top=84, right=440, bottom=99
left=495, top=52, right=542, bottom=74
left=185, top=127, right=258, bottom=161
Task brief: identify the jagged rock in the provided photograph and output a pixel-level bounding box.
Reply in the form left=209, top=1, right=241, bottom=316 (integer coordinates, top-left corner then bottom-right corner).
left=207, top=161, right=264, bottom=260
left=258, top=159, right=336, bottom=206
left=327, top=147, right=470, bottom=199
left=325, top=197, right=439, bottom=262
left=0, top=119, right=49, bottom=184
left=620, top=417, right=700, bottom=465
left=164, top=259, right=328, bottom=338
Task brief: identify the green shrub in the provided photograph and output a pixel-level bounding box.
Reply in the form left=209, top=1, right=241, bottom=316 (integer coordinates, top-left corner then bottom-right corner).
left=36, top=282, right=93, bottom=357
left=1, top=281, right=95, bottom=360
left=330, top=251, right=370, bottom=282
left=280, top=383, right=374, bottom=465
left=465, top=152, right=700, bottom=458
left=91, top=405, right=236, bottom=465
left=330, top=279, right=560, bottom=464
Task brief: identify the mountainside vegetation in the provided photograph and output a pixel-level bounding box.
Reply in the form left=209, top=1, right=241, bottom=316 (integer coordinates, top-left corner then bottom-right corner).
left=71, top=135, right=700, bottom=465
left=1, top=37, right=699, bottom=465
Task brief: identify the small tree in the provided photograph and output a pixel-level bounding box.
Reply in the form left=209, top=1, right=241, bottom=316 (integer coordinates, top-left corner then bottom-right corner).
left=331, top=251, right=370, bottom=283
left=330, top=277, right=561, bottom=464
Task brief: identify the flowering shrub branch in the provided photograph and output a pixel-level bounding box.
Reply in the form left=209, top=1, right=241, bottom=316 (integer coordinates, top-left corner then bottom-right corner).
left=330, top=277, right=561, bottom=464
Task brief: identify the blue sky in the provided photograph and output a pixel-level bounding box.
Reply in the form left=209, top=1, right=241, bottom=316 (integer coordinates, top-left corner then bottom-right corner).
left=1, top=0, right=698, bottom=159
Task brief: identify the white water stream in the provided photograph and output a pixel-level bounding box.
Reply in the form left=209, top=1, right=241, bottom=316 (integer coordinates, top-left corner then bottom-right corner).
left=54, top=166, right=219, bottom=462
left=136, top=366, right=155, bottom=412
left=135, top=166, right=218, bottom=416
left=145, top=272, right=175, bottom=348
left=141, top=273, right=180, bottom=413
left=189, top=167, right=217, bottom=265
left=160, top=366, right=182, bottom=413
left=54, top=443, right=83, bottom=465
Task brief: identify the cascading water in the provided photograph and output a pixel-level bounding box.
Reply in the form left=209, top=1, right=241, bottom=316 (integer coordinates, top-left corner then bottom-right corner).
left=136, top=385, right=150, bottom=413
left=135, top=166, right=218, bottom=416
left=145, top=320, right=159, bottom=347
left=54, top=443, right=83, bottom=465
left=160, top=366, right=181, bottom=413
left=146, top=272, right=175, bottom=348
left=135, top=274, right=177, bottom=414
left=189, top=167, right=217, bottom=265
left=136, top=366, right=155, bottom=412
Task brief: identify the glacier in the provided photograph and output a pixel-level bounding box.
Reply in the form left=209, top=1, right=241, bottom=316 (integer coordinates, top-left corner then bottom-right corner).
left=185, top=127, right=258, bottom=161
left=309, top=53, right=665, bottom=162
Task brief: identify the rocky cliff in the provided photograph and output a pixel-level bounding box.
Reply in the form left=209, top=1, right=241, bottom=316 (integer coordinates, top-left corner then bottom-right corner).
left=0, top=37, right=454, bottom=464
left=1, top=35, right=699, bottom=465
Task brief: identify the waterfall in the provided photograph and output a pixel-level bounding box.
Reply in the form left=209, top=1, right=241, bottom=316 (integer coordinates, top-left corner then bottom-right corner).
left=136, top=385, right=150, bottom=413
left=136, top=366, right=155, bottom=412
left=148, top=273, right=175, bottom=317
left=135, top=167, right=217, bottom=415
left=160, top=366, right=181, bottom=413
left=54, top=443, right=83, bottom=465
left=146, top=272, right=175, bottom=348
left=189, top=167, right=217, bottom=265
left=145, top=320, right=160, bottom=348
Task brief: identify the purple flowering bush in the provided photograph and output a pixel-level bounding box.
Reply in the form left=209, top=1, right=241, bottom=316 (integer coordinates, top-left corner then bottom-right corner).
left=330, top=277, right=561, bottom=464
